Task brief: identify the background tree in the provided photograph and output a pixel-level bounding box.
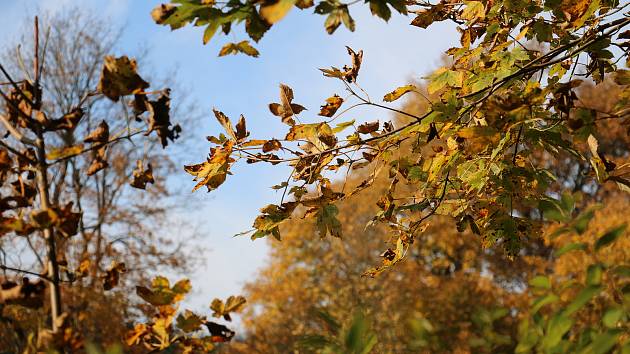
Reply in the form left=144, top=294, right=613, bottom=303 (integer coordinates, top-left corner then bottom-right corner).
left=230, top=84, right=629, bottom=352
left=0, top=12, right=222, bottom=352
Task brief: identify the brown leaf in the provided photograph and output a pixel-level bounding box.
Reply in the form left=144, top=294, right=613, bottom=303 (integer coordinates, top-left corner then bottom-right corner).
left=262, top=139, right=282, bottom=152
left=102, top=261, right=126, bottom=291
left=235, top=115, right=249, bottom=141
left=87, top=147, right=108, bottom=176
left=213, top=109, right=236, bottom=140
left=146, top=90, right=180, bottom=148
left=54, top=202, right=81, bottom=238
left=130, top=160, right=155, bottom=190
left=98, top=56, right=149, bottom=102
left=268, top=84, right=306, bottom=125
left=84, top=120, right=109, bottom=144
left=357, top=121, right=379, bottom=134
left=184, top=141, right=235, bottom=192
left=342, top=47, right=363, bottom=83
left=151, top=4, right=176, bottom=24
left=205, top=321, right=235, bottom=342
left=46, top=107, right=84, bottom=131
left=218, top=41, right=260, bottom=57
left=318, top=95, right=343, bottom=117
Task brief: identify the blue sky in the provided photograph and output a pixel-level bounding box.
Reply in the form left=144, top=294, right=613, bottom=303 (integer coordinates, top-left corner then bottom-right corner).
left=0, top=0, right=457, bottom=315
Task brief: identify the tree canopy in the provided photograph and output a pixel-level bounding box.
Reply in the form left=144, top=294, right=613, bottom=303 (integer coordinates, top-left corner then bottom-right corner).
left=1, top=0, right=629, bottom=352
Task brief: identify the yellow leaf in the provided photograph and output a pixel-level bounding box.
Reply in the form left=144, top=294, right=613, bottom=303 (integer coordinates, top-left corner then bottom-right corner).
left=383, top=84, right=416, bottom=102
left=260, top=0, right=296, bottom=24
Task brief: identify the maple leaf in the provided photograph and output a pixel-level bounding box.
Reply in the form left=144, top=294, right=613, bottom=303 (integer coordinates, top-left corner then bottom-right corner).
left=318, top=95, right=343, bottom=117
left=102, top=261, right=126, bottom=291
left=98, top=56, right=149, bottom=102
left=218, top=40, right=260, bottom=57
left=84, top=120, right=109, bottom=144
left=130, top=160, right=155, bottom=190
left=268, top=84, right=306, bottom=125
left=145, top=90, right=180, bottom=148
left=383, top=84, right=416, bottom=102
left=357, top=121, right=379, bottom=134
left=210, top=295, right=247, bottom=321
left=184, top=141, right=235, bottom=192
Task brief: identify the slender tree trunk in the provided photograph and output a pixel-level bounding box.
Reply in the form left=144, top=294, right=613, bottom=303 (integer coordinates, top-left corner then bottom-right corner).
left=32, top=16, right=62, bottom=333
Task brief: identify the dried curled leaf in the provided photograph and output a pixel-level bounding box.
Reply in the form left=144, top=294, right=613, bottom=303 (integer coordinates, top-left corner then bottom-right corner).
left=102, top=261, right=126, bottom=291
left=357, top=120, right=379, bottom=134
left=45, top=107, right=84, bottom=131
left=214, top=109, right=237, bottom=140
left=98, top=56, right=149, bottom=102
left=87, top=147, right=108, bottom=176
left=263, top=139, right=282, bottom=152
left=268, top=84, right=306, bottom=126
left=146, top=90, right=181, bottom=148
left=84, top=120, right=109, bottom=144
left=343, top=46, right=363, bottom=83
left=318, top=95, right=343, bottom=117
left=218, top=40, right=260, bottom=57
left=130, top=160, right=155, bottom=190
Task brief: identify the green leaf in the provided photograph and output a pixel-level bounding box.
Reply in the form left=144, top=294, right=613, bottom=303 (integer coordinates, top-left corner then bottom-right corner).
left=531, top=294, right=559, bottom=314
left=563, top=285, right=602, bottom=316
left=594, top=224, right=627, bottom=251
left=427, top=68, right=463, bottom=94
left=586, top=264, right=603, bottom=286
left=602, top=307, right=624, bottom=329
left=555, top=242, right=588, bottom=257
left=176, top=310, right=205, bottom=332
left=461, top=1, right=485, bottom=21
left=577, top=329, right=622, bottom=354
left=333, top=119, right=355, bottom=133
left=542, top=314, right=573, bottom=350
left=529, top=275, right=551, bottom=290
left=368, top=0, right=392, bottom=21
left=315, top=204, right=342, bottom=238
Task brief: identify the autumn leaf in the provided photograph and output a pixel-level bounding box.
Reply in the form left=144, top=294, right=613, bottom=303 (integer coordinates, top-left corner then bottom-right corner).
left=318, top=95, right=343, bottom=117
left=263, top=139, right=282, bottom=152
left=136, top=277, right=192, bottom=306
left=145, top=90, right=180, bottom=148
left=314, top=204, right=342, bottom=238
left=357, top=121, right=379, bottom=134
left=213, top=109, right=237, bottom=140
left=210, top=295, right=247, bottom=321
left=98, top=56, right=149, bottom=102
left=383, top=84, right=416, bottom=102
left=130, top=160, right=155, bottom=190
left=176, top=310, right=205, bottom=333
left=84, top=120, right=109, bottom=144
left=268, top=84, right=306, bottom=125
left=235, top=115, right=249, bottom=141
left=46, top=145, right=84, bottom=160
left=260, top=0, right=297, bottom=24
left=218, top=40, right=260, bottom=57
left=184, top=141, right=235, bottom=192
left=102, top=261, right=126, bottom=291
